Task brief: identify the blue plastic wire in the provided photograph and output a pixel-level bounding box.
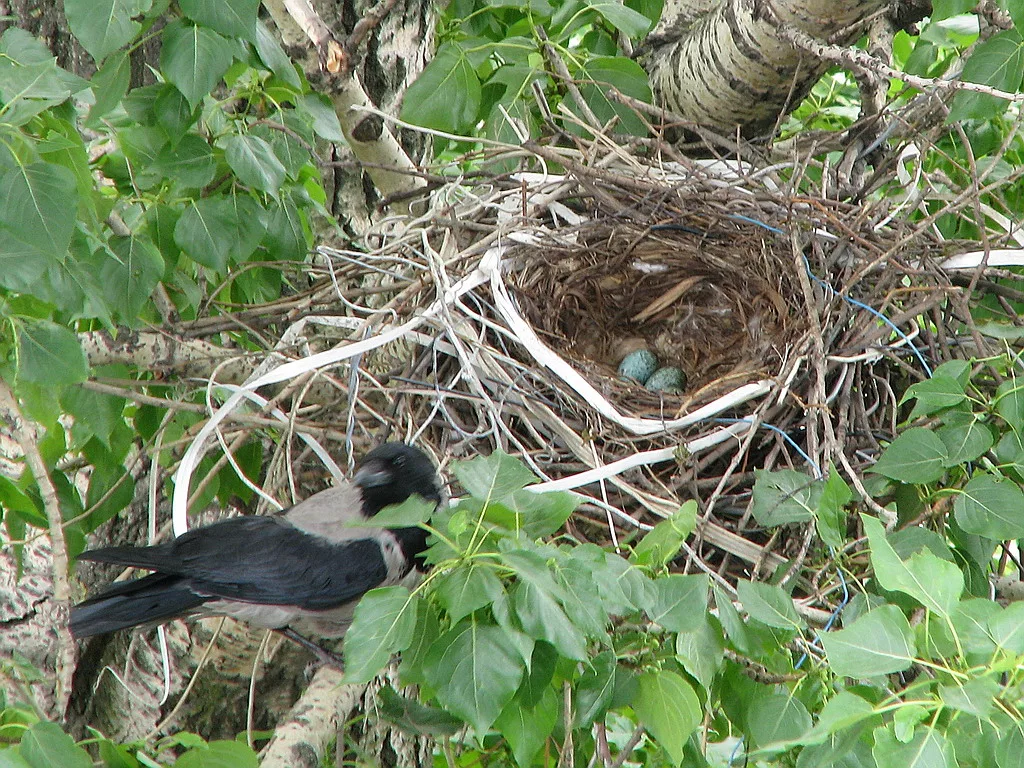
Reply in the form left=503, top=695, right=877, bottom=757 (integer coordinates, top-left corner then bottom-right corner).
left=726, top=213, right=786, bottom=234
left=714, top=418, right=822, bottom=478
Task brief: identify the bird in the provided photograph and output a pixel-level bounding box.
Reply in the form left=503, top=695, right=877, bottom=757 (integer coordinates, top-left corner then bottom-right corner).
left=69, top=442, right=442, bottom=666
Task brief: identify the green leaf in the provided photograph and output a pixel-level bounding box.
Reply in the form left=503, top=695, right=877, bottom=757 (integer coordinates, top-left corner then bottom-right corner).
left=805, top=690, right=877, bottom=743
left=634, top=670, right=701, bottom=764
left=648, top=574, right=707, bottom=632
left=342, top=587, right=418, bottom=683
left=675, top=611, right=724, bottom=689
left=737, top=580, right=802, bottom=631
left=179, top=0, right=259, bottom=40
left=585, top=0, right=652, bottom=35
left=632, top=501, right=696, bottom=566
left=253, top=22, right=301, bottom=87
left=870, top=428, right=948, bottom=484
left=87, top=50, right=131, bottom=124
left=937, top=419, right=994, bottom=466
left=377, top=687, right=463, bottom=736
left=160, top=20, right=235, bottom=110
left=61, top=386, right=125, bottom=448
left=453, top=450, right=538, bottom=502
left=424, top=619, right=527, bottom=734
left=872, top=724, right=955, bottom=768
left=401, top=43, right=482, bottom=132
left=100, top=235, right=165, bottom=321
left=815, top=466, right=852, bottom=549
left=154, top=84, right=198, bottom=144
left=820, top=604, right=916, bottom=677
left=751, top=469, right=820, bottom=526
left=575, top=57, right=652, bottom=136
left=989, top=601, right=1024, bottom=654
left=995, top=722, right=1024, bottom=768
left=65, top=0, right=150, bottom=63
left=495, top=687, right=557, bottom=767
left=954, top=472, right=1024, bottom=540
left=501, top=488, right=578, bottom=538
left=17, top=320, right=88, bottom=387
left=863, top=515, right=963, bottom=617
left=901, top=375, right=966, bottom=419
left=221, top=134, right=287, bottom=194
left=512, top=580, right=588, bottom=660
left=574, top=650, right=616, bottom=727
left=435, top=564, right=504, bottom=623
left=152, top=135, right=216, bottom=188
left=995, top=378, right=1024, bottom=431
left=938, top=676, right=999, bottom=718
left=19, top=722, right=91, bottom=768
left=748, top=692, right=812, bottom=748
left=173, top=740, right=258, bottom=768
left=173, top=195, right=266, bottom=271
left=949, top=30, right=1024, bottom=122
left=263, top=195, right=307, bottom=262
left=0, top=162, right=77, bottom=290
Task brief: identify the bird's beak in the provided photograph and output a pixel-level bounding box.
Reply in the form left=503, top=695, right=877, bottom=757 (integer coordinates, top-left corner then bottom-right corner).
left=354, top=459, right=390, bottom=489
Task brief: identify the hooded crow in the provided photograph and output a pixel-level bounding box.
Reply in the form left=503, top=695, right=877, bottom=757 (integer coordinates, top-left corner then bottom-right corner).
left=69, top=442, right=442, bottom=661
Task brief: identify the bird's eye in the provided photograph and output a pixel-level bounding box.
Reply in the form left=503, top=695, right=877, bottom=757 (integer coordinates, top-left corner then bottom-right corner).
left=393, top=454, right=407, bottom=467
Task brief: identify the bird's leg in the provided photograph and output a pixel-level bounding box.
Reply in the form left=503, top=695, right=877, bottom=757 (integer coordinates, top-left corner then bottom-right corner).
left=277, top=627, right=345, bottom=670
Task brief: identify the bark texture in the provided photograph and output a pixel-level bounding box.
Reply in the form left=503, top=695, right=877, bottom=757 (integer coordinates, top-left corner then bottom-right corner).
left=643, top=0, right=889, bottom=136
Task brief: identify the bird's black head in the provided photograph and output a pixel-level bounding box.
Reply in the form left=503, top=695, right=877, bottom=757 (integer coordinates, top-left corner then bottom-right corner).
left=354, top=442, right=442, bottom=515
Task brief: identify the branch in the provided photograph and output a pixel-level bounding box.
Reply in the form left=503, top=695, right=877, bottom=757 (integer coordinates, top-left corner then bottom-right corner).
left=80, top=329, right=254, bottom=383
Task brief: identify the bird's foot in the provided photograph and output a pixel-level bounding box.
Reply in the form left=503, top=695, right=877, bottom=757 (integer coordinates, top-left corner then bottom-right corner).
left=278, top=627, right=345, bottom=670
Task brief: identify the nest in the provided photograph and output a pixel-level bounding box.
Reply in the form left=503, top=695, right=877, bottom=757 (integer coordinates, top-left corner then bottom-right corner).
left=510, top=215, right=803, bottom=414
left=174, top=131, right=986, bottom=618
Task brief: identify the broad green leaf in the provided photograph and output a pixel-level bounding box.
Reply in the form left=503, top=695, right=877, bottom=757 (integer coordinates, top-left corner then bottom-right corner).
left=17, top=320, right=88, bottom=386
left=364, top=495, right=436, bottom=528
left=675, top=611, right=724, bottom=689
left=512, top=580, right=588, bottom=660
left=748, top=693, right=812, bottom=748
left=342, top=587, right=418, bottom=683
left=737, top=580, right=802, bottom=631
left=161, top=20, right=235, bottom=110
left=575, top=56, right=651, bottom=136
left=806, top=690, right=877, bottom=743
left=585, top=0, right=652, bottom=36
left=871, top=724, right=955, bottom=768
left=61, top=386, right=125, bottom=448
left=574, top=650, right=616, bottom=727
left=173, top=195, right=266, bottom=271
left=65, top=0, right=150, bottom=62
left=938, top=676, right=999, bottom=718
left=297, top=94, right=345, bottom=142
left=863, top=515, right=963, bottom=617
left=19, top=722, right=91, bottom=768
left=751, top=469, right=820, bottom=526
left=949, top=30, right=1024, bottom=122
left=995, top=379, right=1024, bottom=431
left=173, top=740, right=258, bottom=768
left=377, top=687, right=463, bottom=736
left=989, top=601, right=1024, bottom=654
left=435, top=564, right=504, bottom=624
left=648, top=574, right=708, bottom=632
left=938, top=419, right=994, bottom=466
left=154, top=84, right=198, bottom=143
left=634, top=670, right=701, bottom=764
left=870, top=428, right=948, bottom=484
left=632, top=501, right=696, bottom=566
left=901, top=375, right=966, bottom=419
left=86, top=50, right=131, bottom=124
left=815, top=466, right=852, bottom=549
left=820, top=604, right=915, bottom=677
left=953, top=473, right=1024, bottom=540
left=424, top=619, right=527, bottom=734
left=495, top=687, right=557, bottom=767
left=263, top=196, right=307, bottom=262
left=453, top=450, right=538, bottom=502
left=397, top=599, right=440, bottom=685
left=500, top=488, right=577, bottom=538
left=519, top=641, right=557, bottom=707
left=401, top=43, right=482, bottom=132
left=995, top=722, right=1024, bottom=768
left=0, top=162, right=76, bottom=290
left=152, top=135, right=215, bottom=188
left=253, top=22, right=301, bottom=87
left=179, top=0, right=259, bottom=40
left=222, top=134, right=287, bottom=194
left=100, top=235, right=165, bottom=321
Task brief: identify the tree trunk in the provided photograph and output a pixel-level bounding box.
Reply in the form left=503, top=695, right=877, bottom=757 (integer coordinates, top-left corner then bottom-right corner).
left=641, top=0, right=890, bottom=136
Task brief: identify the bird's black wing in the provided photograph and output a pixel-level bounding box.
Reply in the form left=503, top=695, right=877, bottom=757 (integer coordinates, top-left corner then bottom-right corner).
left=78, top=516, right=391, bottom=610
left=70, top=572, right=206, bottom=637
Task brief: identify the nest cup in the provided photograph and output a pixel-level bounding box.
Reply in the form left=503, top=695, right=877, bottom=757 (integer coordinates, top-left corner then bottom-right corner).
left=510, top=216, right=805, bottom=415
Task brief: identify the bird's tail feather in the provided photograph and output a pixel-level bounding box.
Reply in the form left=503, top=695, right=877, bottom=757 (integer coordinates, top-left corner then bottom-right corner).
left=70, top=573, right=206, bottom=638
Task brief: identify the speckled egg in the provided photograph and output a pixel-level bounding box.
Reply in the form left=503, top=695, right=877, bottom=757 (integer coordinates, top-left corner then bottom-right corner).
left=618, top=349, right=658, bottom=384
left=645, top=366, right=686, bottom=394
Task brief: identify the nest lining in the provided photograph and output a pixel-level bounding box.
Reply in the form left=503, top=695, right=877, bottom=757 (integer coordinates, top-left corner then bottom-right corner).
left=510, top=217, right=805, bottom=413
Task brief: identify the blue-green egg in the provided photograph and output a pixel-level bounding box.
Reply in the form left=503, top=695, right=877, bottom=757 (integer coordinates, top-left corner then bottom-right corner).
left=618, top=349, right=658, bottom=384
left=645, top=366, right=686, bottom=394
